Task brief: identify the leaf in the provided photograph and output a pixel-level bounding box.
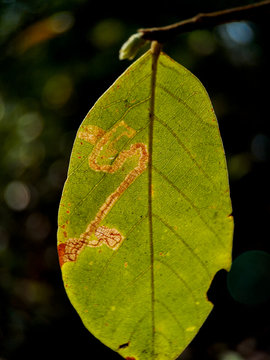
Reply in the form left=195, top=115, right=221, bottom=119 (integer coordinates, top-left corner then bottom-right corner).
left=57, top=50, right=233, bottom=360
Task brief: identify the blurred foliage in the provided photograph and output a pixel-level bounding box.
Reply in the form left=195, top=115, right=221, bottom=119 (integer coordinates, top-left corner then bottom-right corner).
left=0, top=0, right=270, bottom=359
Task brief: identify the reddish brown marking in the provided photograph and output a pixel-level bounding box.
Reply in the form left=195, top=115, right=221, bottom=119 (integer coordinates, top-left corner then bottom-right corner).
left=78, top=125, right=105, bottom=145
left=58, top=243, right=66, bottom=268
left=126, top=357, right=136, bottom=360
left=63, top=231, right=67, bottom=237
left=61, top=237, right=88, bottom=264
left=89, top=226, right=124, bottom=249
left=61, top=121, right=148, bottom=265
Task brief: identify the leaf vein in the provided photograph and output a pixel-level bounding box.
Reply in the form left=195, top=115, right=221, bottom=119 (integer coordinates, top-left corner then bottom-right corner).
left=153, top=166, right=226, bottom=248
left=154, top=258, right=200, bottom=321
left=156, top=83, right=215, bottom=128
left=153, top=213, right=211, bottom=277
left=155, top=116, right=218, bottom=191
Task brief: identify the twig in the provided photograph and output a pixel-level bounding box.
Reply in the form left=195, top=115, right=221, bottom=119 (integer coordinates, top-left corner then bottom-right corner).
left=139, top=1, right=270, bottom=43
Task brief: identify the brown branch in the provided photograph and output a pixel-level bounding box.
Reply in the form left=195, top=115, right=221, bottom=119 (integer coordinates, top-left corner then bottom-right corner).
left=139, top=1, right=270, bottom=43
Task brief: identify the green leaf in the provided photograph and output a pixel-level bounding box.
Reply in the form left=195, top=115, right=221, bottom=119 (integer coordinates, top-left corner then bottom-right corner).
left=57, top=50, right=233, bottom=360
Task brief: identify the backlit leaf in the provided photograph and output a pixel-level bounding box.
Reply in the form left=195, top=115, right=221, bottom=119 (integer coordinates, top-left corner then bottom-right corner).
left=57, top=50, right=233, bottom=360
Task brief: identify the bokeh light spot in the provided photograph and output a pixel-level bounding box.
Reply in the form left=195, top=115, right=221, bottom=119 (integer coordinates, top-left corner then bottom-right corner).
left=14, top=279, right=52, bottom=305
left=227, top=251, right=270, bottom=305
left=0, top=7, right=22, bottom=40
left=42, top=74, right=73, bottom=109
left=12, top=11, right=74, bottom=53
left=217, top=22, right=255, bottom=49
left=236, top=337, right=257, bottom=358
left=251, top=133, right=270, bottom=162
left=48, top=11, right=74, bottom=34
left=188, top=30, right=216, bottom=56
left=4, top=180, right=30, bottom=211
left=19, top=141, right=45, bottom=167
left=17, top=112, right=43, bottom=142
left=220, top=350, right=244, bottom=360
left=226, top=22, right=254, bottom=45
left=90, top=18, right=124, bottom=48
left=25, top=212, right=51, bottom=241
left=227, top=152, right=252, bottom=180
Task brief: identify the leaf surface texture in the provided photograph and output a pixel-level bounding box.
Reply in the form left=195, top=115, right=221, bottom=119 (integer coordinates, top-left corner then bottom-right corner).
left=57, top=51, right=233, bottom=360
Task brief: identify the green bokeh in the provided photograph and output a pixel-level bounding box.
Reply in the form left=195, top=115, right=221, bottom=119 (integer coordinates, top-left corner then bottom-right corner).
left=227, top=251, right=270, bottom=305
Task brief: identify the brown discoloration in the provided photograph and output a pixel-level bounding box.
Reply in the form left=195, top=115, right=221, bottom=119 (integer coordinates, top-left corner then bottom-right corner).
left=125, top=357, right=136, bottom=360
left=60, top=237, right=88, bottom=264
left=58, top=243, right=67, bottom=268
left=60, top=121, right=148, bottom=267
left=78, top=125, right=105, bottom=145
left=88, top=121, right=136, bottom=172
left=92, top=226, right=124, bottom=250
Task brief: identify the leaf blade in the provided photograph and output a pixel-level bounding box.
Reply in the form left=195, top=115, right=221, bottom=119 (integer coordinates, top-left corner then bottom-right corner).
left=58, top=51, right=233, bottom=360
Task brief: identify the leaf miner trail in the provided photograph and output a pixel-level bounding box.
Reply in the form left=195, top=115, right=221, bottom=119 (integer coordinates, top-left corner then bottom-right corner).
left=58, top=121, right=148, bottom=267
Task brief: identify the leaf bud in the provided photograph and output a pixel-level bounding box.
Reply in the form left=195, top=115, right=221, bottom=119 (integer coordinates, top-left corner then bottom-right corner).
left=119, top=33, right=148, bottom=60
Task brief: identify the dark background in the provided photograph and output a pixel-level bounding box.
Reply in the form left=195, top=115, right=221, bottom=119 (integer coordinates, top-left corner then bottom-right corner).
left=0, top=0, right=270, bottom=359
